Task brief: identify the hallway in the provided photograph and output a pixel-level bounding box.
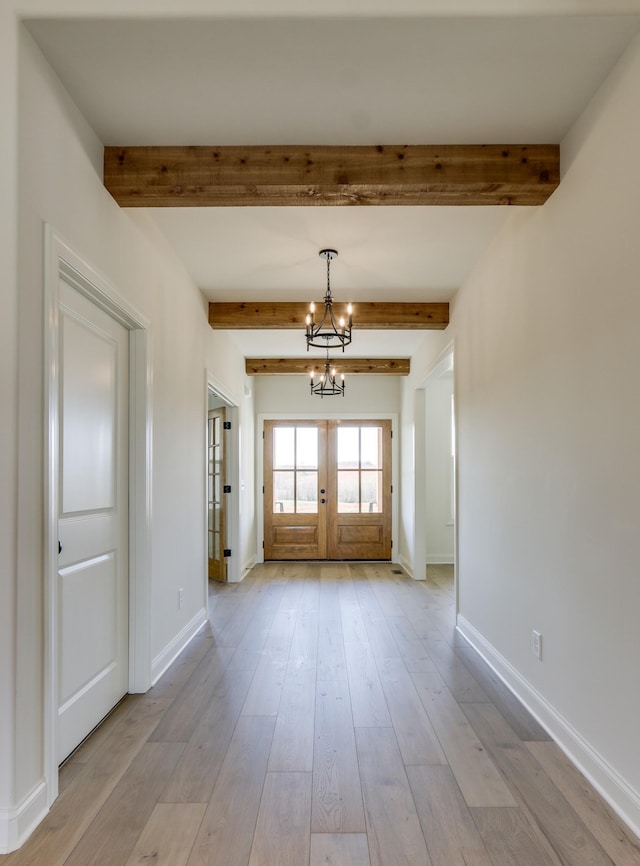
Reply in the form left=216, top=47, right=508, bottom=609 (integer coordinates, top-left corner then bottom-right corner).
left=4, top=563, right=640, bottom=865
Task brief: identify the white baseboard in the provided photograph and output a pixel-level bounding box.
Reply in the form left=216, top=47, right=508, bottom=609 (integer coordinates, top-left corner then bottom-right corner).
left=238, top=558, right=255, bottom=582
left=426, top=555, right=455, bottom=565
left=456, top=615, right=640, bottom=839
left=0, top=781, right=48, bottom=854
left=151, top=607, right=208, bottom=686
left=399, top=554, right=418, bottom=579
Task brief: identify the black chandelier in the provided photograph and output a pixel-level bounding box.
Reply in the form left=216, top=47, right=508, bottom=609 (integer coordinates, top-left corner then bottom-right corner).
left=305, top=249, right=352, bottom=351
left=309, top=351, right=345, bottom=398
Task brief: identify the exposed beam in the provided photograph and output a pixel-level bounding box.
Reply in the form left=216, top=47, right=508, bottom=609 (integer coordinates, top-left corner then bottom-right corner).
left=246, top=358, right=410, bottom=376
left=104, top=144, right=559, bottom=207
left=209, top=302, right=449, bottom=330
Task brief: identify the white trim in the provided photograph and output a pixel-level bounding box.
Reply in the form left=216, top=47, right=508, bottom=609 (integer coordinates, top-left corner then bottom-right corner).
left=426, top=555, right=455, bottom=565
left=256, top=412, right=399, bottom=564
left=0, top=782, right=48, bottom=855
left=240, top=557, right=256, bottom=581
left=398, top=554, right=415, bottom=579
left=43, top=226, right=153, bottom=812
left=413, top=340, right=457, bottom=596
left=456, top=615, right=640, bottom=839
left=151, top=608, right=208, bottom=686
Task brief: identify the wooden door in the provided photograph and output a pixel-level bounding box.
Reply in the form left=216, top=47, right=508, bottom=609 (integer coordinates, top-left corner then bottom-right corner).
left=264, top=420, right=391, bottom=561
left=327, top=420, right=392, bottom=560
left=207, top=408, right=227, bottom=582
left=264, top=421, right=327, bottom=560
left=57, top=278, right=129, bottom=763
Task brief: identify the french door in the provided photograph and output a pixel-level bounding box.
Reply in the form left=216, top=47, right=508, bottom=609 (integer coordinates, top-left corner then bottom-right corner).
left=207, top=408, right=227, bottom=582
left=264, top=420, right=391, bottom=560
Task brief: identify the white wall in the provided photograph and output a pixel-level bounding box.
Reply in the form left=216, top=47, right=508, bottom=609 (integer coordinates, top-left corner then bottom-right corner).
left=6, top=26, right=249, bottom=843
left=407, top=32, right=640, bottom=834
left=254, top=373, right=401, bottom=416
left=425, top=374, right=454, bottom=564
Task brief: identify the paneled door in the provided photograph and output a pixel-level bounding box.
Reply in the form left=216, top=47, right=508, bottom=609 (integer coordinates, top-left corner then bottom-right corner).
left=327, top=420, right=392, bottom=560
left=264, top=420, right=391, bottom=560
left=264, top=421, right=328, bottom=559
left=207, top=408, right=227, bottom=582
left=57, top=278, right=129, bottom=763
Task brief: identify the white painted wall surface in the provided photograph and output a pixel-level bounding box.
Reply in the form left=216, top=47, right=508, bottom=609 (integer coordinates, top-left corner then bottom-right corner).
left=0, top=6, right=19, bottom=829
left=254, top=374, right=401, bottom=416
left=405, top=32, right=640, bottom=834
left=425, top=375, right=454, bottom=564
left=8, top=27, right=249, bottom=835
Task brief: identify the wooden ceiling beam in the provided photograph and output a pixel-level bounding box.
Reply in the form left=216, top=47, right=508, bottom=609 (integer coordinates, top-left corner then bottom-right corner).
left=104, top=144, right=559, bottom=207
left=209, top=302, right=449, bottom=330
left=246, top=358, right=410, bottom=376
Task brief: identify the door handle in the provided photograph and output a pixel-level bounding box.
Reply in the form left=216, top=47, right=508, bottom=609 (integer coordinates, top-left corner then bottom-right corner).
left=58, top=541, right=63, bottom=554
left=320, top=489, right=326, bottom=494
left=320, top=498, right=326, bottom=504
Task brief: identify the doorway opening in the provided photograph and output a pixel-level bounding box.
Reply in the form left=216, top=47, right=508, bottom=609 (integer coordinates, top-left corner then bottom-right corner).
left=263, top=419, right=392, bottom=560
left=417, top=348, right=456, bottom=595
left=44, top=229, right=152, bottom=807
left=207, top=391, right=230, bottom=583
left=205, top=379, right=240, bottom=596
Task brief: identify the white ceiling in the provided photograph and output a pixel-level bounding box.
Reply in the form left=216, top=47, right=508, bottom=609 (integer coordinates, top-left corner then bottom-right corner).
left=26, top=14, right=640, bottom=358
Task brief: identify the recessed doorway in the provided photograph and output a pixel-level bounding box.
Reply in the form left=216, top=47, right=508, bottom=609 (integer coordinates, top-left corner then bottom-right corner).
left=207, top=389, right=231, bottom=583
left=263, top=419, right=392, bottom=560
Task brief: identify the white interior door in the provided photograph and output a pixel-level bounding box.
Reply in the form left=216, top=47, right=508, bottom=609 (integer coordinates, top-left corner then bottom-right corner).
left=57, top=278, right=129, bottom=763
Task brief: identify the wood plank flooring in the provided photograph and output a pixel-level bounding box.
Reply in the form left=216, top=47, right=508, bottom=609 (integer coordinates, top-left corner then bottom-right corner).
left=3, top=562, right=640, bottom=866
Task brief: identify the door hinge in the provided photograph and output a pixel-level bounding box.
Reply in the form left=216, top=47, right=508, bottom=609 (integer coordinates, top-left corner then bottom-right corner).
left=223, top=420, right=231, bottom=430
left=391, top=540, right=393, bottom=548
left=390, top=484, right=393, bottom=494
left=262, top=485, right=265, bottom=494
left=223, top=484, right=231, bottom=493
left=262, top=540, right=265, bottom=548
left=224, top=548, right=232, bottom=557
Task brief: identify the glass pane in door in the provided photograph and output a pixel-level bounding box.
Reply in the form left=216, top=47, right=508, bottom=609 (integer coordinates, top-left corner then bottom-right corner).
left=296, top=427, right=318, bottom=468
left=337, top=470, right=359, bottom=513
left=274, top=427, right=295, bottom=469
left=361, top=427, right=382, bottom=468
left=337, top=427, right=359, bottom=468
left=273, top=471, right=295, bottom=513
left=361, top=471, right=382, bottom=512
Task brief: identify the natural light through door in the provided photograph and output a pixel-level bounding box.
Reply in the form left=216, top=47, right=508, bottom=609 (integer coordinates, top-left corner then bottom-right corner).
left=264, top=420, right=391, bottom=561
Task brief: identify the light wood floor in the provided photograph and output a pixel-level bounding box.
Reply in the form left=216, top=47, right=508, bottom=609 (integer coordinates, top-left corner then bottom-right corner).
left=4, top=562, right=640, bottom=865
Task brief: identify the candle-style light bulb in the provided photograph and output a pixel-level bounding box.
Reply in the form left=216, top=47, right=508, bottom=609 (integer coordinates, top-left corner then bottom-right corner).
left=347, top=303, right=353, bottom=315
left=309, top=301, right=315, bottom=314
left=339, top=316, right=345, bottom=328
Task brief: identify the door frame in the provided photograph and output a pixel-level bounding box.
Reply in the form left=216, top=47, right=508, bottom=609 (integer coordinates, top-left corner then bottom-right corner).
left=256, top=412, right=399, bottom=563
left=413, top=341, right=458, bottom=602
left=44, top=227, right=152, bottom=806
left=205, top=373, right=240, bottom=584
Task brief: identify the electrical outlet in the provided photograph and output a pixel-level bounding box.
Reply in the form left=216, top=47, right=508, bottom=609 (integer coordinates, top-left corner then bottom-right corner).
left=532, top=629, right=542, bottom=660
left=178, top=587, right=184, bottom=610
